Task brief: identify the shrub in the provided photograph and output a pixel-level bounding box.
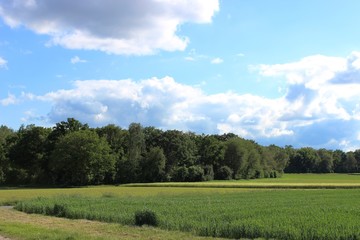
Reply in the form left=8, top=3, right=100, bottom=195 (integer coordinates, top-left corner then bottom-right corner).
left=187, top=165, right=205, bottom=182
left=203, top=165, right=214, bottom=181
left=53, top=203, right=68, bottom=217
left=134, top=209, right=158, bottom=226
left=171, top=166, right=189, bottom=182
left=215, top=166, right=233, bottom=180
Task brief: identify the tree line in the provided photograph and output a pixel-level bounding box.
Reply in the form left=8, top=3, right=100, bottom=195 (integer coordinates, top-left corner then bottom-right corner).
left=0, top=118, right=358, bottom=186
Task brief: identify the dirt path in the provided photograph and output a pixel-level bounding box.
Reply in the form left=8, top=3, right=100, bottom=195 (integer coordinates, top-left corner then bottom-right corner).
left=0, top=206, right=13, bottom=239
left=0, top=206, right=13, bottom=209
left=0, top=236, right=11, bottom=240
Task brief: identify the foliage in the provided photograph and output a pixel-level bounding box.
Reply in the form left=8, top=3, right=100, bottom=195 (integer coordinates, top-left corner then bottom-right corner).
left=215, top=166, right=233, bottom=180
left=134, top=210, right=158, bottom=226
left=171, top=166, right=189, bottom=182
left=2, top=118, right=360, bottom=185
left=187, top=165, right=205, bottom=182
left=7, top=125, right=51, bottom=184
left=139, top=147, right=166, bottom=182
left=49, top=130, right=115, bottom=185
left=224, top=138, right=248, bottom=178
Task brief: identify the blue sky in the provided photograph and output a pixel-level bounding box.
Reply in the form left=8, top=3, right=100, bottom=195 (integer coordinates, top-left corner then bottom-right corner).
left=1, top=0, right=360, bottom=150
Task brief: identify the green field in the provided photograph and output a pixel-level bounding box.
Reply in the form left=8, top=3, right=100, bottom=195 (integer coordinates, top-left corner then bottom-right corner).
left=2, top=173, right=360, bottom=240
left=126, top=173, right=360, bottom=188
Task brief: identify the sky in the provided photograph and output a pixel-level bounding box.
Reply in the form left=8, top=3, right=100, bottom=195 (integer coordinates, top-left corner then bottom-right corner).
left=1, top=0, right=360, bottom=150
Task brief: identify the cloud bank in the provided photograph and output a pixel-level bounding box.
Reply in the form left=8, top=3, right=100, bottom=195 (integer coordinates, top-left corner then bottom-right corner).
left=4, top=52, right=360, bottom=150
left=0, top=0, right=219, bottom=55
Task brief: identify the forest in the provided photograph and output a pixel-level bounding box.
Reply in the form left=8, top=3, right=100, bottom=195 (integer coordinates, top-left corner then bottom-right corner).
left=0, top=118, right=359, bottom=186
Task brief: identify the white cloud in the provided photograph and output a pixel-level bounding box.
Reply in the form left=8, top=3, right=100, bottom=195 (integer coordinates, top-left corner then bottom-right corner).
left=211, top=57, right=223, bottom=64
left=257, top=54, right=347, bottom=88
left=24, top=77, right=290, bottom=140
left=7, top=52, right=360, bottom=149
left=0, top=57, right=7, bottom=68
left=0, top=0, right=219, bottom=55
left=184, top=56, right=195, bottom=61
left=70, top=56, right=87, bottom=64
left=1, top=94, right=18, bottom=106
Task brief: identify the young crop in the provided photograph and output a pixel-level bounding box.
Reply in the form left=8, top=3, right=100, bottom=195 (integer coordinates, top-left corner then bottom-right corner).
left=14, top=189, right=360, bottom=240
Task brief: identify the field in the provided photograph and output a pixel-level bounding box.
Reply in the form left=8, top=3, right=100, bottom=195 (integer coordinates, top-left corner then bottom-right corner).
left=1, top=174, right=360, bottom=240
left=126, top=173, right=360, bottom=188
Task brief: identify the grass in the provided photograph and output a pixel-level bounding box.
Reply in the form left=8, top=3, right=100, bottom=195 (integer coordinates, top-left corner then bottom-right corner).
left=0, top=208, right=224, bottom=240
left=3, top=174, right=360, bottom=239
left=2, top=174, right=360, bottom=205
left=0, top=186, right=247, bottom=205
left=126, top=173, right=360, bottom=188
left=14, top=189, right=360, bottom=240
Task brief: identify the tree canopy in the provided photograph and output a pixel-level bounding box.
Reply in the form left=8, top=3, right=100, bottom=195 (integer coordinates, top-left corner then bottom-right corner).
left=0, top=118, right=358, bottom=186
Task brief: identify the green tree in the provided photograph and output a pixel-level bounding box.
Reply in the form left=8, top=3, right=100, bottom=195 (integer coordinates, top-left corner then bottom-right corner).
left=187, top=165, right=205, bottom=182
left=343, top=152, right=357, bottom=173
left=96, top=124, right=128, bottom=183
left=144, top=127, right=163, bottom=152
left=224, top=138, right=248, bottom=179
left=8, top=125, right=51, bottom=184
left=140, top=147, right=166, bottom=182
left=354, top=149, right=360, bottom=172
left=124, top=123, right=145, bottom=182
left=50, top=130, right=115, bottom=186
left=198, top=135, right=225, bottom=171
left=332, top=149, right=347, bottom=172
left=159, top=130, right=197, bottom=172
left=215, top=166, right=233, bottom=180
left=243, top=149, right=262, bottom=179
left=286, top=147, right=320, bottom=173
left=317, top=149, right=334, bottom=173
left=0, top=125, right=14, bottom=183
left=268, top=144, right=289, bottom=174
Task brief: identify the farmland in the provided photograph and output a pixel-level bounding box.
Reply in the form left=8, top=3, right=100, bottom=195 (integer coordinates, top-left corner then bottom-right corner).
left=1, top=174, right=360, bottom=240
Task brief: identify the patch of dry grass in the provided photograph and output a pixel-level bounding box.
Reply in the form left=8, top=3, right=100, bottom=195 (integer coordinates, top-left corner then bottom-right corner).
left=0, top=208, right=223, bottom=240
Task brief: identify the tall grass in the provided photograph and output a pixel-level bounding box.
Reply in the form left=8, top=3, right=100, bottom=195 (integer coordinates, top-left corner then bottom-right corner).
left=15, top=189, right=360, bottom=240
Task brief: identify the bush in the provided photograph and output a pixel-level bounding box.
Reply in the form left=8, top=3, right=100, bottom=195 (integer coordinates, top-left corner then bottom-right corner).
left=46, top=203, right=68, bottom=217
left=203, top=165, right=214, bottom=181
left=215, top=166, right=233, bottom=180
left=187, top=165, right=205, bottom=182
left=171, top=166, right=189, bottom=182
left=134, top=210, right=158, bottom=226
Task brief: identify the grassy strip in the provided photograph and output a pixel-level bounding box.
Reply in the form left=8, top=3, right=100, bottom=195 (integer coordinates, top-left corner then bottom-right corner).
left=14, top=189, right=360, bottom=240
left=124, top=182, right=360, bottom=189
left=125, top=173, right=360, bottom=189
left=0, top=186, right=245, bottom=206
left=3, top=174, right=360, bottom=205
left=0, top=208, right=223, bottom=240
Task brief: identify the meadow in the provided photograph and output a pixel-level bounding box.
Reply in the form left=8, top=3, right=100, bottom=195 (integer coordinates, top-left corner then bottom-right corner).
left=2, top=173, right=360, bottom=240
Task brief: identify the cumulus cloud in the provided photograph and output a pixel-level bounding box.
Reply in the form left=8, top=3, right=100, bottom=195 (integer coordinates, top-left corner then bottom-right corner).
left=0, top=0, right=219, bottom=55
left=0, top=57, right=7, bottom=68
left=211, top=57, right=223, bottom=64
left=252, top=52, right=360, bottom=149
left=27, top=76, right=294, bottom=141
left=10, top=52, right=360, bottom=150
left=70, top=56, right=87, bottom=64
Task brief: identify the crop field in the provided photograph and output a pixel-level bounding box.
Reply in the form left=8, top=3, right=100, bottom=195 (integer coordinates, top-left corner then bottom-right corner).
left=0, top=186, right=247, bottom=206
left=126, top=173, right=360, bottom=188
left=13, top=189, right=360, bottom=240
left=2, top=174, right=360, bottom=240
